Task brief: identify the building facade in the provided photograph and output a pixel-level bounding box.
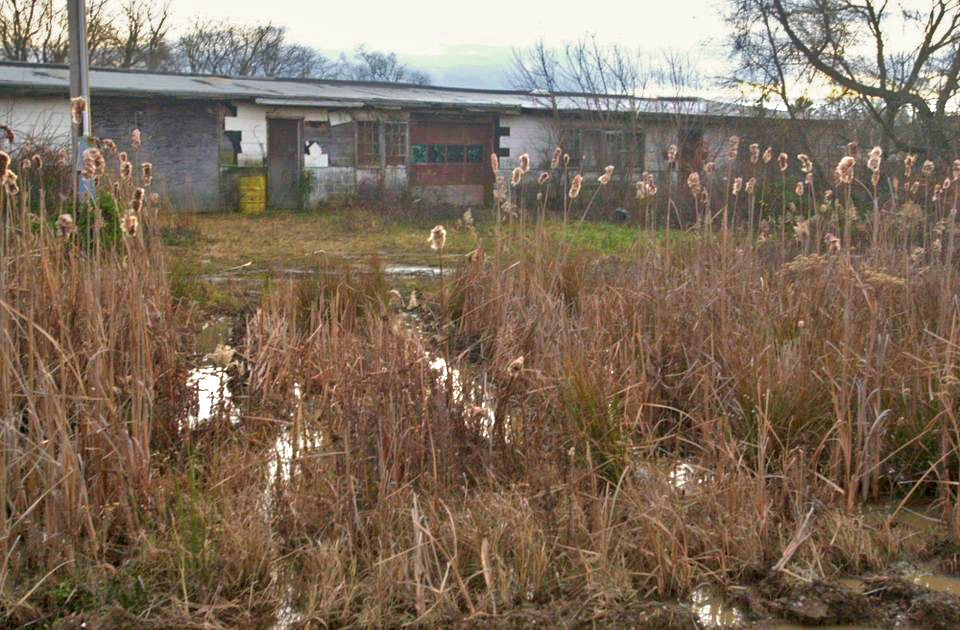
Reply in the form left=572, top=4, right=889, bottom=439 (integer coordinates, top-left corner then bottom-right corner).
left=0, top=62, right=842, bottom=212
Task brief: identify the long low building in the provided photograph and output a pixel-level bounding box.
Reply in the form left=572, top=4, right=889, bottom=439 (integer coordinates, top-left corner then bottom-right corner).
left=0, top=61, right=842, bottom=211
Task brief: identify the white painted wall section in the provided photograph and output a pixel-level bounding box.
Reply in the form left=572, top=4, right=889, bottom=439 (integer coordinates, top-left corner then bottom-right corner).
left=0, top=95, right=71, bottom=145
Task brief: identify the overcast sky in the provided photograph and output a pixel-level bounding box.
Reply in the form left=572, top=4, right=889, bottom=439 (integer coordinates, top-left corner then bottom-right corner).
left=171, top=0, right=733, bottom=89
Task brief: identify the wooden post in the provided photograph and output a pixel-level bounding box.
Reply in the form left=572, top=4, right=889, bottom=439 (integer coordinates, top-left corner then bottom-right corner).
left=68, top=0, right=91, bottom=198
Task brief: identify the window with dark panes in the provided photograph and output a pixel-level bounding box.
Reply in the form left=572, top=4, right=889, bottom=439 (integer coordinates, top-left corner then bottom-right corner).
left=560, top=129, right=582, bottom=167
left=356, top=120, right=380, bottom=166
left=632, top=131, right=645, bottom=171
left=446, top=145, right=465, bottom=163
left=466, top=145, right=483, bottom=163
left=411, top=144, right=426, bottom=164
left=384, top=122, right=407, bottom=165
left=428, top=144, right=445, bottom=163
left=581, top=129, right=602, bottom=169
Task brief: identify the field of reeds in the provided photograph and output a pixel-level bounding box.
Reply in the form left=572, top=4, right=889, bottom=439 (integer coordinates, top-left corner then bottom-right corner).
left=4, top=122, right=960, bottom=627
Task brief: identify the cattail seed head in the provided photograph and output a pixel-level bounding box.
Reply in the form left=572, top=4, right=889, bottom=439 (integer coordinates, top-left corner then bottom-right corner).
left=749, top=143, right=760, bottom=164
left=0, top=151, right=8, bottom=178
left=636, top=180, right=646, bottom=200
left=518, top=153, right=530, bottom=173
left=762, top=146, right=773, bottom=163
left=133, top=187, right=145, bottom=202
left=778, top=152, right=788, bottom=172
left=31, top=154, right=42, bottom=169
left=112, top=181, right=120, bottom=198
left=428, top=224, right=446, bottom=251
left=795, top=181, right=804, bottom=196
left=835, top=156, right=856, bottom=184
left=551, top=147, right=562, bottom=169
left=490, top=152, right=499, bottom=174
left=745, top=177, right=756, bottom=194
left=563, top=153, right=570, bottom=166
left=904, top=154, right=916, bottom=178
left=945, top=177, right=952, bottom=190
left=952, top=159, right=960, bottom=181
left=122, top=212, right=139, bottom=236
left=102, top=138, right=116, bottom=154
left=687, top=171, right=701, bottom=193
left=508, top=356, right=524, bottom=376
left=598, top=164, right=614, bottom=185
left=805, top=171, right=813, bottom=185
left=141, top=162, right=153, bottom=185
left=537, top=171, right=549, bottom=185
left=922, top=160, right=935, bottom=176
left=131, top=128, right=141, bottom=151
left=797, top=154, right=813, bottom=173
left=3, top=171, right=18, bottom=195
left=568, top=174, right=582, bottom=199
left=666, top=144, right=678, bottom=163
left=511, top=166, right=523, bottom=187
left=56, top=148, right=66, bottom=167
left=57, top=213, right=75, bottom=237
left=704, top=161, right=716, bottom=175
left=150, top=192, right=160, bottom=204
left=824, top=233, right=841, bottom=252
left=131, top=197, right=142, bottom=213
left=847, top=141, right=859, bottom=158
left=0, top=124, right=14, bottom=145
left=70, top=96, right=86, bottom=125
left=81, top=148, right=103, bottom=179
left=732, top=176, right=742, bottom=195
left=824, top=190, right=833, bottom=202
left=727, top=135, right=740, bottom=160
left=869, top=145, right=882, bottom=160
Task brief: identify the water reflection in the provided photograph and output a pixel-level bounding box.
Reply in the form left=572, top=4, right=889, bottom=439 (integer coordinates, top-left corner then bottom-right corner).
left=690, top=587, right=745, bottom=627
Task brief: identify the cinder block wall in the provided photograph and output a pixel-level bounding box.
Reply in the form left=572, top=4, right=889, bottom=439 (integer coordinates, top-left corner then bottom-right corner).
left=93, top=96, right=221, bottom=211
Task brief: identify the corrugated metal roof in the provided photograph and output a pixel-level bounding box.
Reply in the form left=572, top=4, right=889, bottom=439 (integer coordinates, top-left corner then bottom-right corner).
left=0, top=61, right=771, bottom=118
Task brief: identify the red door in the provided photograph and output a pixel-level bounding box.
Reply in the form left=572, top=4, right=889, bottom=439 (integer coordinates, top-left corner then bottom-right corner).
left=409, top=121, right=493, bottom=187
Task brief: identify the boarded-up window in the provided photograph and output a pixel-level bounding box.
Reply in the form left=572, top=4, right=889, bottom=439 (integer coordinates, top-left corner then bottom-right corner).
left=561, top=128, right=644, bottom=172
left=357, top=121, right=380, bottom=166
left=385, top=122, right=407, bottom=165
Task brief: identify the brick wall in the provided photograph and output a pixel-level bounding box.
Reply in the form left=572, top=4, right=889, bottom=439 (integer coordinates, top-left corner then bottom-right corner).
left=93, top=96, right=221, bottom=211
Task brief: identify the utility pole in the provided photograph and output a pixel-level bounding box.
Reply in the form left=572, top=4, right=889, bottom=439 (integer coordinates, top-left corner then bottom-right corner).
left=68, top=0, right=92, bottom=200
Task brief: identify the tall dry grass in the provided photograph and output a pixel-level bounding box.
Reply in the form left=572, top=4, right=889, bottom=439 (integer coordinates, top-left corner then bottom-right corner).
left=236, top=147, right=960, bottom=625
left=5, top=124, right=960, bottom=627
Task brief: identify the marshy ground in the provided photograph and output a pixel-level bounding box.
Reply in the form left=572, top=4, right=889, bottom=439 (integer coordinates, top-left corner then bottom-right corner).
left=8, top=147, right=960, bottom=629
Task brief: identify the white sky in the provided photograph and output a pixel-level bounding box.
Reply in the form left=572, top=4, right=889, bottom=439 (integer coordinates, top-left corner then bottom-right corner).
left=171, top=0, right=733, bottom=88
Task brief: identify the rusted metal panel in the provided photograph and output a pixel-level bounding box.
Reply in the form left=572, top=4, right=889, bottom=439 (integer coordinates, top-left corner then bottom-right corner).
left=267, top=118, right=302, bottom=209
left=409, top=118, right=494, bottom=187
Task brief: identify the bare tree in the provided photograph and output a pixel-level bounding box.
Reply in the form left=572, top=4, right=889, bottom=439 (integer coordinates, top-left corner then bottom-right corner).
left=727, top=0, right=960, bottom=159
left=101, top=0, right=173, bottom=70
left=176, top=20, right=334, bottom=78
left=342, top=46, right=429, bottom=84
left=1, top=0, right=165, bottom=68
left=0, top=0, right=55, bottom=61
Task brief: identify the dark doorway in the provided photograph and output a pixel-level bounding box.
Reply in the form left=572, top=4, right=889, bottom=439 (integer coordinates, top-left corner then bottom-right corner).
left=267, top=118, right=302, bottom=209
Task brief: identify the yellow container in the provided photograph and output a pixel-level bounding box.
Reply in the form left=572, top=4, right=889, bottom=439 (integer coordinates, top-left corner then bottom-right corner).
left=237, top=173, right=266, bottom=214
